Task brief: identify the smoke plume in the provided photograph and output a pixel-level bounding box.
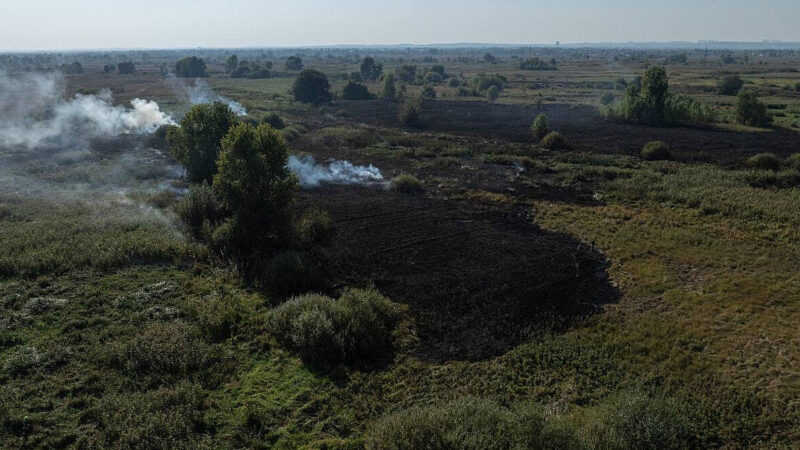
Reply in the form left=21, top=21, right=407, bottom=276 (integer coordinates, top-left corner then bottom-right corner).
left=288, top=155, right=384, bottom=188
left=0, top=71, right=174, bottom=149
left=167, top=77, right=247, bottom=116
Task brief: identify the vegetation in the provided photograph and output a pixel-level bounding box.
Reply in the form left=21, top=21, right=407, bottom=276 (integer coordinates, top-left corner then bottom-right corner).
left=260, top=112, right=285, bottom=129
left=292, top=69, right=332, bottom=105
left=395, top=65, right=417, bottom=83
left=167, top=102, right=237, bottom=183
left=717, top=74, right=744, bottom=96
left=285, top=55, right=303, bottom=71
left=398, top=95, right=424, bottom=126
left=360, top=56, right=383, bottom=80
left=641, top=141, right=672, bottom=161
left=390, top=174, right=424, bottom=194
left=486, top=85, right=500, bottom=101
left=532, top=113, right=550, bottom=140
left=342, top=80, right=375, bottom=100
left=381, top=72, right=397, bottom=100
left=736, top=90, right=772, bottom=127
left=747, top=152, right=780, bottom=170
left=267, top=288, right=406, bottom=367
left=541, top=131, right=568, bottom=149
left=117, top=61, right=135, bottom=74
left=224, top=54, right=239, bottom=73
left=174, top=56, right=208, bottom=78
left=294, top=207, right=333, bottom=248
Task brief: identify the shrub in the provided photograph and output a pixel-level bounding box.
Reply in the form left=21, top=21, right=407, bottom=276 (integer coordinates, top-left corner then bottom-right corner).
left=176, top=183, right=224, bottom=239
left=126, top=323, right=209, bottom=376
left=381, top=73, right=397, bottom=100
left=224, top=55, right=238, bottom=73
left=267, top=288, right=405, bottom=367
left=260, top=112, right=285, bottom=129
left=421, top=85, right=436, bottom=98
left=186, top=293, right=245, bottom=342
left=341, top=81, right=375, bottom=100
left=717, top=75, right=744, bottom=96
left=390, top=174, right=423, bottom=194
left=447, top=77, right=461, bottom=88
left=213, top=123, right=298, bottom=252
left=174, top=56, right=207, bottom=78
left=398, top=96, right=424, bottom=126
left=284, top=56, right=303, bottom=71
left=245, top=68, right=270, bottom=79
left=262, top=250, right=325, bottom=298
left=424, top=71, right=444, bottom=83
left=747, top=153, right=780, bottom=171
left=531, top=113, right=550, bottom=140
left=365, top=398, right=581, bottom=450
left=486, top=85, right=500, bottom=102
left=541, top=131, right=567, bottom=150
left=641, top=141, right=672, bottom=161
left=294, top=207, right=333, bottom=248
left=360, top=56, right=383, bottom=80
left=600, top=92, right=615, bottom=105
left=167, top=102, right=237, bottom=184
left=786, top=153, right=800, bottom=170
left=736, top=90, right=772, bottom=127
left=395, top=65, right=417, bottom=83
left=292, top=69, right=332, bottom=105
left=472, top=73, right=506, bottom=93
left=117, top=61, right=135, bottom=74
left=230, top=66, right=250, bottom=78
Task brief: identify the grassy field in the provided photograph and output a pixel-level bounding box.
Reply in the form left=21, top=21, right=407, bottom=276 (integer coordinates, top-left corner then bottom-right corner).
left=2, top=47, right=800, bottom=448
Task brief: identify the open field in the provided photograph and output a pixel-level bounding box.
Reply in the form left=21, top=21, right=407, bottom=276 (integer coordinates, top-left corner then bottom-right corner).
left=2, top=46, right=800, bottom=448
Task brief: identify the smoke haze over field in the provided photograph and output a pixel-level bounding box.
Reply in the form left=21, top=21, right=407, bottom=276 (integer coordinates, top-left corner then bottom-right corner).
left=289, top=155, right=384, bottom=188
left=167, top=77, right=247, bottom=116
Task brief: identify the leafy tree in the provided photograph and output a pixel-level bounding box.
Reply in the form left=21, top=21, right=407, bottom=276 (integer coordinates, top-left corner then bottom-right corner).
left=421, top=85, right=436, bottom=98
left=486, top=85, right=499, bottom=102
left=341, top=81, right=374, bottom=100
left=381, top=73, right=397, bottom=100
left=103, top=64, right=116, bottom=74
left=213, top=123, right=298, bottom=251
left=430, top=64, right=446, bottom=76
left=736, top=90, right=772, bottom=127
left=61, top=61, right=83, bottom=74
left=717, top=75, right=744, bottom=96
left=230, top=66, right=250, bottom=78
left=531, top=113, right=549, bottom=140
left=398, top=96, right=424, bottom=126
left=224, top=55, right=238, bottom=73
left=292, top=69, right=332, bottom=105
left=360, top=56, right=383, bottom=81
left=641, top=66, right=669, bottom=121
left=175, top=56, right=208, bottom=78
left=117, top=61, right=135, bottom=74
left=395, top=65, right=417, bottom=83
left=285, top=56, right=303, bottom=71
left=167, top=102, right=237, bottom=183
left=484, top=53, right=497, bottom=63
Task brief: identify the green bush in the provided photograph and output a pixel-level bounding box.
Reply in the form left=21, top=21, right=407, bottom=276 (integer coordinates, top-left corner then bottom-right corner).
left=390, top=174, right=423, bottom=194
left=284, top=56, right=303, bottom=71
left=294, top=207, right=333, bottom=248
left=472, top=73, right=506, bottom=93
left=186, top=293, right=245, bottom=342
left=717, top=75, right=744, bottom=96
left=381, top=73, right=397, bottom=100
left=736, top=91, right=772, bottom=127
left=641, top=141, right=672, bottom=161
left=174, top=56, right=207, bottom=78
left=398, top=96, right=424, bottom=126
left=365, top=398, right=581, bottom=450
left=125, top=323, right=209, bottom=376
left=747, top=153, right=780, bottom=171
left=292, top=69, right=332, bottom=105
left=360, top=56, right=383, bottom=81
left=541, top=131, right=568, bottom=150
left=786, top=153, right=800, bottom=170
left=600, top=92, right=615, bottom=105
left=262, top=250, right=325, bottom=298
left=486, top=85, right=500, bottom=102
left=267, top=288, right=405, bottom=367
left=176, top=183, right=223, bottom=239
left=167, top=102, right=237, bottom=183
left=260, top=112, right=285, bottom=129
left=342, top=81, right=375, bottom=100
left=532, top=113, right=550, bottom=140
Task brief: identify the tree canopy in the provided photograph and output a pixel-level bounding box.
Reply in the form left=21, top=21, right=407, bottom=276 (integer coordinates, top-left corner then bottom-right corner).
left=292, top=69, right=332, bottom=105
left=175, top=56, right=208, bottom=78
left=167, top=102, right=237, bottom=183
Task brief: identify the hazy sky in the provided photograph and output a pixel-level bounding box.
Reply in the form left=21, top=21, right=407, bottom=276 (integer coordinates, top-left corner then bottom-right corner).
left=1, top=0, right=799, bottom=50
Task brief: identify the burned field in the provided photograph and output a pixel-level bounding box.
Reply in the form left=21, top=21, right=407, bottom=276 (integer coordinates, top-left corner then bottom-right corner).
left=299, top=185, right=616, bottom=362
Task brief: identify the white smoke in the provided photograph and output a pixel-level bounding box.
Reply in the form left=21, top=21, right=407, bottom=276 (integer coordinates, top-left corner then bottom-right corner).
left=0, top=71, right=174, bottom=149
left=288, top=154, right=384, bottom=188
left=167, top=77, right=247, bottom=116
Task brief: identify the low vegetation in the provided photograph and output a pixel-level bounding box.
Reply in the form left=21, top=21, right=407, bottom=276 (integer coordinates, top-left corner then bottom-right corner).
left=390, top=174, right=424, bottom=194
left=641, top=141, right=672, bottom=160
left=292, top=69, right=332, bottom=105
left=541, top=131, right=568, bottom=149
left=532, top=113, right=550, bottom=140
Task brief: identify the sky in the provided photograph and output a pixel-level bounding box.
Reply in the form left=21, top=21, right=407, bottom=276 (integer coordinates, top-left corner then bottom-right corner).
left=1, top=0, right=799, bottom=51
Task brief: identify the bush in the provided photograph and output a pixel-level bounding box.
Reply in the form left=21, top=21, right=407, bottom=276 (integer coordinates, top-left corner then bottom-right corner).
left=381, top=73, right=397, bottom=100
left=174, top=56, right=207, bottom=78
left=398, top=96, right=424, bottom=126
left=424, top=71, right=444, bottom=83
left=117, top=61, right=135, bottom=74
left=341, top=81, right=375, bottom=100
left=736, top=90, right=772, bottom=127
left=786, top=153, right=800, bottom=170
left=230, top=66, right=250, bottom=78
left=747, top=153, right=780, bottom=171
left=284, top=56, right=303, bottom=71
left=294, top=207, right=333, bottom=248
left=395, top=65, right=417, bottom=83
left=486, top=85, right=500, bottom=102
left=262, top=250, right=325, bottom=298
left=212, top=123, right=297, bottom=253
left=600, top=92, right=615, bottom=105
left=365, top=398, right=580, bottom=450
left=717, top=75, right=744, bottom=96
left=176, top=183, right=224, bottom=239
left=267, top=288, right=405, bottom=367
left=167, top=102, right=237, bottom=184
left=472, top=73, right=506, bottom=93
left=292, top=69, right=332, bottom=105
left=641, top=141, right=672, bottom=161
left=390, top=174, right=423, bottom=194
left=531, top=113, right=550, bottom=140
left=541, top=131, right=568, bottom=150
left=260, top=112, right=285, bottom=129
left=421, top=85, right=436, bottom=98
left=360, top=56, right=383, bottom=80
left=126, top=323, right=209, bottom=376
left=186, top=293, right=245, bottom=342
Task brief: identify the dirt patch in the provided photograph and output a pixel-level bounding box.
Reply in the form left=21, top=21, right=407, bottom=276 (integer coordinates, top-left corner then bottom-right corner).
left=299, top=185, right=617, bottom=362
left=334, top=99, right=800, bottom=165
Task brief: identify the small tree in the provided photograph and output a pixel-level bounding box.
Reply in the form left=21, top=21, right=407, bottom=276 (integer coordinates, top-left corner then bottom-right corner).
left=167, top=102, right=237, bottom=183
left=224, top=55, right=239, bottom=73
left=641, top=141, right=671, bottom=161
left=641, top=66, right=669, bottom=121
left=398, top=96, right=424, bottom=126
left=175, top=56, right=207, bottom=78
left=395, top=65, right=417, bottom=83
left=360, top=56, right=383, bottom=81
left=341, top=81, right=374, bottom=100
left=213, top=123, right=298, bottom=251
left=717, top=75, right=744, bottom=96
left=736, top=91, right=772, bottom=127
left=292, top=69, right=332, bottom=105
left=486, top=85, right=500, bottom=102
left=285, top=56, right=303, bottom=71
left=531, top=113, right=549, bottom=140
left=381, top=73, right=397, bottom=100
left=117, top=61, right=135, bottom=74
